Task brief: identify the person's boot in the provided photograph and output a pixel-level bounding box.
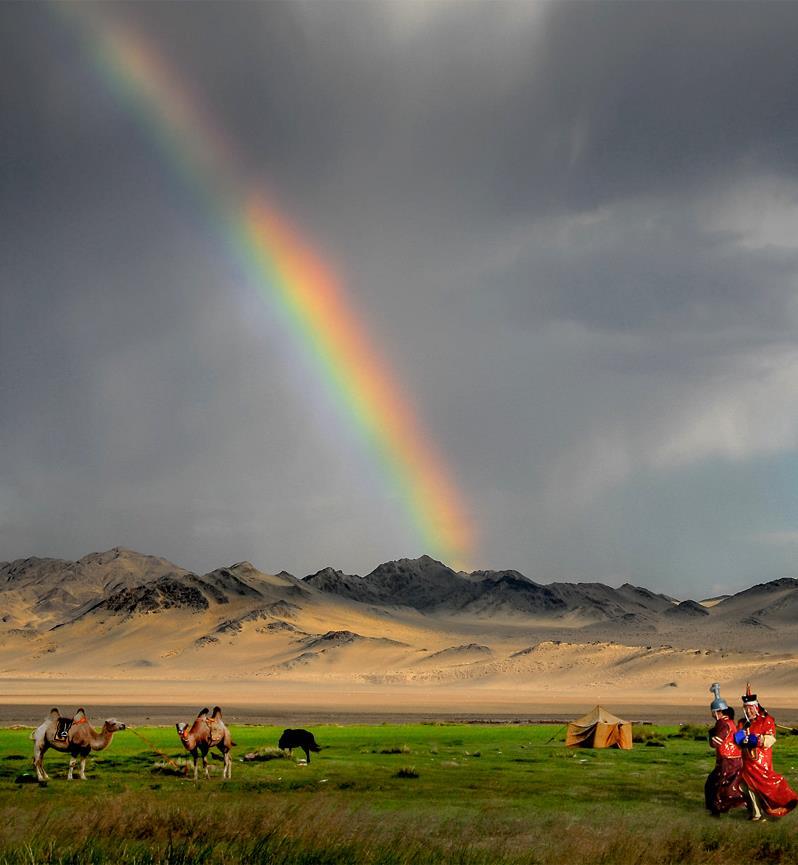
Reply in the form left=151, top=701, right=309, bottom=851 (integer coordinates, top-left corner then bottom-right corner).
left=747, top=792, right=764, bottom=821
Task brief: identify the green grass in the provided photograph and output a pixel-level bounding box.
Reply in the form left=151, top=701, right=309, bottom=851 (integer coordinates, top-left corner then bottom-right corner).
left=2, top=723, right=798, bottom=864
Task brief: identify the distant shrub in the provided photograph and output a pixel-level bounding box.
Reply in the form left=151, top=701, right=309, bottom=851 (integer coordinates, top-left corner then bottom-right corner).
left=393, top=766, right=419, bottom=778
left=632, top=725, right=663, bottom=744
left=241, top=747, right=287, bottom=762
left=380, top=745, right=411, bottom=754
left=14, top=773, right=38, bottom=784
left=668, top=724, right=707, bottom=741
left=150, top=761, right=186, bottom=776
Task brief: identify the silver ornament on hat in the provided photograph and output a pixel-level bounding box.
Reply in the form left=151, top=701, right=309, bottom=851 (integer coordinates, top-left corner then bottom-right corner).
left=709, top=682, right=729, bottom=712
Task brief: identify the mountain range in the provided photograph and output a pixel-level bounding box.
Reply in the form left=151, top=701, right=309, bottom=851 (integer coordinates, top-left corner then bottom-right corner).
left=2, top=547, right=797, bottom=711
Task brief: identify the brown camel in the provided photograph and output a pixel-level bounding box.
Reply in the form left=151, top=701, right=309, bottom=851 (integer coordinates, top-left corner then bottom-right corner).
left=33, top=707, right=126, bottom=781
left=176, top=706, right=235, bottom=780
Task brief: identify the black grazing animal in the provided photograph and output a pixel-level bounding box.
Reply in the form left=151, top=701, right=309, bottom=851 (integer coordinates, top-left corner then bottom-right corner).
left=278, top=728, right=321, bottom=763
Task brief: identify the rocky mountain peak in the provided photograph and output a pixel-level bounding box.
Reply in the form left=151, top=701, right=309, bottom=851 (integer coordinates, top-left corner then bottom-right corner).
left=94, top=575, right=210, bottom=617
left=361, top=556, right=472, bottom=610
left=664, top=599, right=709, bottom=617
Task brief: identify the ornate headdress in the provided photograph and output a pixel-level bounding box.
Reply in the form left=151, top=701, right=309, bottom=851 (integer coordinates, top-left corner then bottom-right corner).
left=709, top=682, right=729, bottom=712
left=742, top=682, right=759, bottom=705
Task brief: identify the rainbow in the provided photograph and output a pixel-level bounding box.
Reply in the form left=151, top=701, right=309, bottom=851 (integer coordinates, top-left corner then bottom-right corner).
left=59, top=5, right=475, bottom=568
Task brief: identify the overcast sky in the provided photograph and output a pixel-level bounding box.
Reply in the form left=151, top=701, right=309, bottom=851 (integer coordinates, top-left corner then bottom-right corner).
left=3, top=1, right=798, bottom=597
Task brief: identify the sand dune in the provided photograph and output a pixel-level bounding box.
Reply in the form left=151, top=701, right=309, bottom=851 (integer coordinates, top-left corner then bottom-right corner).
left=4, top=547, right=798, bottom=715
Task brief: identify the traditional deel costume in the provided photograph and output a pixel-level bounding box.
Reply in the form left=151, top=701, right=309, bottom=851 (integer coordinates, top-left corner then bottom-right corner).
left=736, top=684, right=798, bottom=820
left=704, top=683, right=746, bottom=816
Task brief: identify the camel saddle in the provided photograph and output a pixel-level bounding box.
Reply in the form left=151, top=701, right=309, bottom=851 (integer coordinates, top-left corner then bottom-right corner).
left=54, top=717, right=72, bottom=741
left=54, top=712, right=87, bottom=741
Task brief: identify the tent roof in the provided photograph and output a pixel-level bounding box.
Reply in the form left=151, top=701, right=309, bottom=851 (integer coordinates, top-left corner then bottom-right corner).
left=570, top=705, right=629, bottom=727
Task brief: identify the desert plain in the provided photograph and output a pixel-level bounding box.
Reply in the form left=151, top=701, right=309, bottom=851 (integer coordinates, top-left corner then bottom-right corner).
left=2, top=547, right=798, bottom=725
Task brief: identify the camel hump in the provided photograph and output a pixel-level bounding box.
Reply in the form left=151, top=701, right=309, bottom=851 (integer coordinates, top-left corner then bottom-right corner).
left=49, top=708, right=60, bottom=720
left=211, top=706, right=223, bottom=719
left=73, top=707, right=87, bottom=720
left=196, top=707, right=210, bottom=718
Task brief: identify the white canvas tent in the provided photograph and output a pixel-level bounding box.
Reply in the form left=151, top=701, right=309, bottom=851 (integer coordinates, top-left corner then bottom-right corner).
left=565, top=705, right=633, bottom=749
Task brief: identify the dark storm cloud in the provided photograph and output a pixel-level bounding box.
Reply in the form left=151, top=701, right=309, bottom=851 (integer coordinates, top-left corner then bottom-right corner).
left=7, top=2, right=798, bottom=233
left=495, top=207, right=798, bottom=336
left=533, top=2, right=798, bottom=201
left=3, top=1, right=798, bottom=592
left=230, top=1, right=798, bottom=219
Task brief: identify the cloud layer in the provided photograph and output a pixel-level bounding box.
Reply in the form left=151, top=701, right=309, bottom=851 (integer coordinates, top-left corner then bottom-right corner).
left=3, top=1, right=798, bottom=596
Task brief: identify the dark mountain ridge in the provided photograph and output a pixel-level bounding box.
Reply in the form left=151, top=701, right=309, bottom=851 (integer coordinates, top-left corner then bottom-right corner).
left=3, top=548, right=798, bottom=642
left=305, top=557, right=678, bottom=623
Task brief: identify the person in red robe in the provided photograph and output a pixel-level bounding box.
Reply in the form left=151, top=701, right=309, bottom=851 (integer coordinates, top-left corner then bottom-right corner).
left=705, top=683, right=745, bottom=816
left=735, top=683, right=798, bottom=820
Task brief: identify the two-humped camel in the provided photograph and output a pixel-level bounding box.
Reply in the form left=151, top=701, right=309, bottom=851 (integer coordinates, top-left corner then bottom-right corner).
left=33, top=708, right=126, bottom=781
left=176, top=706, right=235, bottom=780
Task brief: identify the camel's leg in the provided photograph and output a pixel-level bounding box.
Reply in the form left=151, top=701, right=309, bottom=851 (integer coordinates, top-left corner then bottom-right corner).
left=33, top=746, right=45, bottom=781
left=223, top=751, right=231, bottom=779
left=217, top=746, right=227, bottom=779
left=202, top=753, right=209, bottom=780
left=192, top=752, right=199, bottom=782
left=33, top=732, right=50, bottom=781
left=34, top=751, right=48, bottom=782
left=68, top=756, right=77, bottom=781
left=79, top=757, right=87, bottom=780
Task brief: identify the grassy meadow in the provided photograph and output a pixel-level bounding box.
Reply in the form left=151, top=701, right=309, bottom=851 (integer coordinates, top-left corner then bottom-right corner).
left=2, top=722, right=798, bottom=864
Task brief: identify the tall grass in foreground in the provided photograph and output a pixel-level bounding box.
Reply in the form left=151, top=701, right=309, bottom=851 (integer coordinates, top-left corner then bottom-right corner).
left=3, top=797, right=798, bottom=865
left=3, top=724, right=798, bottom=864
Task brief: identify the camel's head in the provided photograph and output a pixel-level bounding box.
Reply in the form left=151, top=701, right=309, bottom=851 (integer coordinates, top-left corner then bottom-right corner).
left=176, top=722, right=190, bottom=741
left=104, top=718, right=126, bottom=732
